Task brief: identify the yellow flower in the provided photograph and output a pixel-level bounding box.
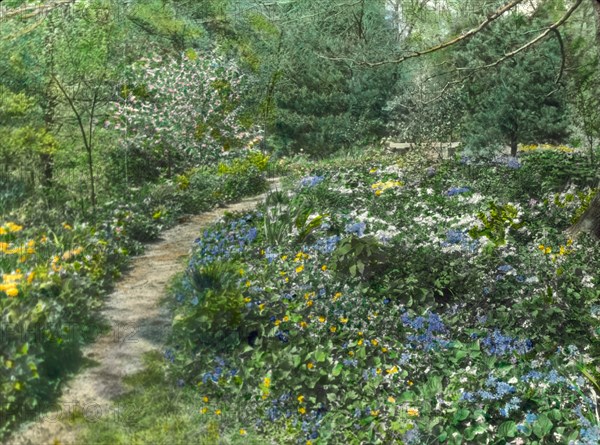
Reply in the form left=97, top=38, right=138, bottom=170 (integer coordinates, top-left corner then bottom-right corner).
left=321, top=265, right=327, bottom=271
left=332, top=292, right=342, bottom=301
left=306, top=300, right=313, bottom=307
left=545, top=246, right=551, bottom=254
left=318, top=316, right=326, bottom=323
left=306, top=441, right=313, bottom=445
left=340, top=317, right=349, bottom=324
left=296, top=265, right=304, bottom=273
left=407, top=380, right=414, bottom=386
left=376, top=368, right=382, bottom=375
left=371, top=339, right=379, bottom=346
left=387, top=396, right=396, bottom=403
left=245, top=280, right=251, bottom=287
left=283, top=315, right=290, bottom=322
left=203, top=396, right=209, bottom=403
left=0, top=227, right=5, bottom=235
left=6, top=222, right=23, bottom=232
left=357, top=339, right=363, bottom=346
left=375, top=190, right=382, bottom=196
left=369, top=167, right=378, bottom=173
left=259, top=303, right=265, bottom=311
left=371, top=410, right=380, bottom=417
left=62, top=223, right=72, bottom=230
left=5, top=287, right=18, bottom=297
left=215, top=409, right=222, bottom=415
left=239, top=429, right=247, bottom=436
left=407, top=407, right=419, bottom=417
left=200, top=407, right=208, bottom=414
left=330, top=326, right=337, bottom=333
left=281, top=255, right=288, bottom=261
left=381, top=347, right=388, bottom=353
left=386, top=366, right=399, bottom=375
left=263, top=377, right=271, bottom=388
left=538, top=244, right=545, bottom=251
left=26, top=272, right=35, bottom=284
left=274, top=319, right=281, bottom=326
left=244, top=297, right=252, bottom=303
left=298, top=407, right=306, bottom=414
left=306, top=362, right=314, bottom=370
left=0, top=242, right=8, bottom=252
left=300, top=321, right=308, bottom=329
left=297, top=395, right=305, bottom=403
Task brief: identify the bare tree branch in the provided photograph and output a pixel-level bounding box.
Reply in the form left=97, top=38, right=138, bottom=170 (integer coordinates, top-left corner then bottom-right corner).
left=318, top=0, right=527, bottom=66
left=0, top=0, right=76, bottom=20
left=457, top=0, right=584, bottom=73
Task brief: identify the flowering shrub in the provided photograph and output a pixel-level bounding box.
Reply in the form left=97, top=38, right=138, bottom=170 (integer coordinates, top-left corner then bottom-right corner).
left=111, top=50, right=263, bottom=176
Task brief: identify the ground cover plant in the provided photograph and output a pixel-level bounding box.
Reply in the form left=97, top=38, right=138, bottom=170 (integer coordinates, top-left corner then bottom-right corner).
left=82, top=145, right=599, bottom=444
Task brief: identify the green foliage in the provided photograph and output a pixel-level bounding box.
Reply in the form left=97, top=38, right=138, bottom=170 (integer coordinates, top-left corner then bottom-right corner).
left=173, top=261, right=246, bottom=346
left=329, top=235, right=390, bottom=281
left=468, top=202, right=526, bottom=248
left=262, top=200, right=325, bottom=247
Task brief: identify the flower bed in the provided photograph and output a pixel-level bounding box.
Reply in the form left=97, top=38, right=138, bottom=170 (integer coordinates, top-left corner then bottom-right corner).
left=167, top=151, right=599, bottom=444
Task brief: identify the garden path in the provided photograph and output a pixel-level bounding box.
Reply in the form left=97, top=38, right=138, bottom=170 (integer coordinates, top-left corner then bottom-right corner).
left=7, top=178, right=280, bottom=445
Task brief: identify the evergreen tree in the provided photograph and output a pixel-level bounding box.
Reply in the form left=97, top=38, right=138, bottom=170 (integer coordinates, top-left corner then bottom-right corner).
left=456, top=10, right=569, bottom=157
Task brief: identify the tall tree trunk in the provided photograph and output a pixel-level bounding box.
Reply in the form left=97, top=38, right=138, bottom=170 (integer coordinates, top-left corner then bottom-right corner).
left=510, top=134, right=518, bottom=157
left=568, top=0, right=600, bottom=239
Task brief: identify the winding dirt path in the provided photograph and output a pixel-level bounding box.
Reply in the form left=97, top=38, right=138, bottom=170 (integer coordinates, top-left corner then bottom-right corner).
left=6, top=180, right=279, bottom=445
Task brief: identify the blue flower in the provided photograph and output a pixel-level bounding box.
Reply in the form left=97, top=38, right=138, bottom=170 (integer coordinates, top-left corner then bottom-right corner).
left=446, top=186, right=471, bottom=196
left=345, top=222, right=366, bottom=237
left=525, top=412, right=538, bottom=424
left=402, top=427, right=421, bottom=445
left=507, top=158, right=521, bottom=169
left=481, top=329, right=532, bottom=356
left=299, top=175, right=324, bottom=188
